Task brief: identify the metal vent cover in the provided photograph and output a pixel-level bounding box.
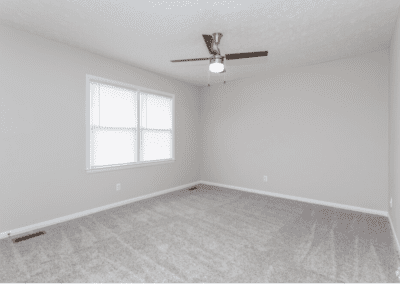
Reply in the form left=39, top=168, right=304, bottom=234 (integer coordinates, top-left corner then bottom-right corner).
left=12, top=231, right=46, bottom=243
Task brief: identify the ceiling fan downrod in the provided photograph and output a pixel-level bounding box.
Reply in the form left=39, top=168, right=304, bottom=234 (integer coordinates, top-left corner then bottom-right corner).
left=211, top=32, right=223, bottom=55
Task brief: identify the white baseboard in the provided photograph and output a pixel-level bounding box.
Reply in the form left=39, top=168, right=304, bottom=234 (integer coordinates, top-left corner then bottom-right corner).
left=0, top=181, right=201, bottom=240
left=198, top=180, right=389, bottom=217
left=1, top=180, right=390, bottom=241
left=388, top=213, right=400, bottom=257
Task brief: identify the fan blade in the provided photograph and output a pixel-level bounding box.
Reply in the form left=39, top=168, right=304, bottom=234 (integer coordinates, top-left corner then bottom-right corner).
left=171, top=57, right=210, bottom=63
left=225, top=51, right=268, bottom=60
left=202, top=34, right=217, bottom=55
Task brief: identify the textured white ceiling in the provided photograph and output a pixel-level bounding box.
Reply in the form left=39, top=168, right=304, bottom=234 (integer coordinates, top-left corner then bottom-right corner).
left=0, top=0, right=399, bottom=86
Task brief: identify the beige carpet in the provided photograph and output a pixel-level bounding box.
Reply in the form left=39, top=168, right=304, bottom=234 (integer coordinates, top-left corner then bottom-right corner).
left=1, top=183, right=399, bottom=282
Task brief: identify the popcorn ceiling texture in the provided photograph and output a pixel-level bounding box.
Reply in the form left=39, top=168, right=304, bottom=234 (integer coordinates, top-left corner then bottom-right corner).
left=0, top=0, right=398, bottom=86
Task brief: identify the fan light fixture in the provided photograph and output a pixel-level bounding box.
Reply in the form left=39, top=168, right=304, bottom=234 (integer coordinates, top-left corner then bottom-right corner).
left=170, top=32, right=269, bottom=79
left=209, top=57, right=224, bottom=73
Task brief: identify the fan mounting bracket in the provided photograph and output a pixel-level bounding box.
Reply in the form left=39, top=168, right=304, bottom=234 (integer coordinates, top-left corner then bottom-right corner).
left=212, top=33, right=223, bottom=45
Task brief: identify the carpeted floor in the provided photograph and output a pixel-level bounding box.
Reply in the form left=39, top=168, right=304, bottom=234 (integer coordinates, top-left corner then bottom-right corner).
left=1, top=183, right=399, bottom=282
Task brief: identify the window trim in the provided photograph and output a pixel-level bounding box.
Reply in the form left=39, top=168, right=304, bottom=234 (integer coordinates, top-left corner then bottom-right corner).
left=85, top=74, right=175, bottom=173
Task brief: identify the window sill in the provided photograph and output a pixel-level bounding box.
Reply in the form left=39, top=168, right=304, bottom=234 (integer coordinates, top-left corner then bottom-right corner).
left=86, top=159, right=175, bottom=174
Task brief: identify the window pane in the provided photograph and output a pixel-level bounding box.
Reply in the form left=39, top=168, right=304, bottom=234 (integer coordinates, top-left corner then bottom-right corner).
left=141, top=130, right=172, bottom=161
left=99, top=84, right=137, bottom=128
left=141, top=93, right=172, bottom=130
left=93, top=129, right=136, bottom=166
left=90, top=82, right=100, bottom=126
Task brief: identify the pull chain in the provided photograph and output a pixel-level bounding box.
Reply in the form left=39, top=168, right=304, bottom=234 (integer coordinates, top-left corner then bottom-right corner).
left=207, top=67, right=210, bottom=87
left=224, top=57, right=227, bottom=84
left=224, top=68, right=226, bottom=84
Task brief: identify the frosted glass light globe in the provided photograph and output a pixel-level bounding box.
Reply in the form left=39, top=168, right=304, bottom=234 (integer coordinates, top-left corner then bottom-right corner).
left=209, top=62, right=224, bottom=73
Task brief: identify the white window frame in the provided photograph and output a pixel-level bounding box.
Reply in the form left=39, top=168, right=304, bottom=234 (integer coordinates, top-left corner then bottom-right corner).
left=86, top=74, right=175, bottom=173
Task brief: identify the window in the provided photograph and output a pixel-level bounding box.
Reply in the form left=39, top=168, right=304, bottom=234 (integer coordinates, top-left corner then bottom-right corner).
left=86, top=75, right=175, bottom=173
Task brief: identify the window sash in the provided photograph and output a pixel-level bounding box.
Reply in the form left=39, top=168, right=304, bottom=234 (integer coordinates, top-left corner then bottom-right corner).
left=90, top=127, right=137, bottom=168
left=88, top=77, right=174, bottom=171
left=140, top=129, right=173, bottom=162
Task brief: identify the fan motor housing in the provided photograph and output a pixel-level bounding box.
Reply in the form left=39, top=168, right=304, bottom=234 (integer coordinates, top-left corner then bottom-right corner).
left=210, top=55, right=223, bottom=65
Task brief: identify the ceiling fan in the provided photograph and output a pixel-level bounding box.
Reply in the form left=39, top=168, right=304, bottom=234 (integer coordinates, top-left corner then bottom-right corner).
left=171, top=33, right=268, bottom=75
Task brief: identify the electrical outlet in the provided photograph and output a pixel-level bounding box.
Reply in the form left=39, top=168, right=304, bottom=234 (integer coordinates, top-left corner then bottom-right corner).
left=263, top=176, right=268, bottom=182
left=390, top=197, right=393, bottom=208
left=116, top=183, right=121, bottom=191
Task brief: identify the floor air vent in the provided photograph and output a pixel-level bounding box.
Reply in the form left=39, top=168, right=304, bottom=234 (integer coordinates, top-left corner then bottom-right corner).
left=188, top=186, right=197, bottom=190
left=12, top=231, right=46, bottom=243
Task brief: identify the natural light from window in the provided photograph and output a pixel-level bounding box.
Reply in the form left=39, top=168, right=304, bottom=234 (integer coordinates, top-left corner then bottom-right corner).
left=87, top=77, right=174, bottom=171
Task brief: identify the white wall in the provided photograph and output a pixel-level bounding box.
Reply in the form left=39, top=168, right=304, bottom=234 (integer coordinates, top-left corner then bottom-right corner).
left=200, top=49, right=389, bottom=211
left=0, top=19, right=391, bottom=235
left=0, top=24, right=201, bottom=233
left=389, top=9, right=400, bottom=242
